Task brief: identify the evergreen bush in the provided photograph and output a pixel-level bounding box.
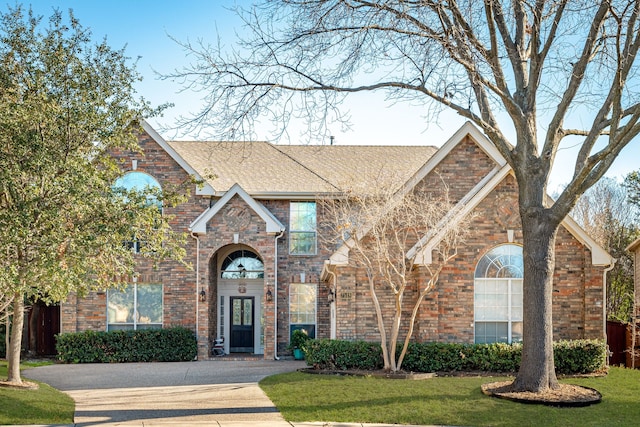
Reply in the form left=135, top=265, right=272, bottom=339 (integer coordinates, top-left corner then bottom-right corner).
left=304, top=339, right=606, bottom=375
left=56, top=327, right=197, bottom=363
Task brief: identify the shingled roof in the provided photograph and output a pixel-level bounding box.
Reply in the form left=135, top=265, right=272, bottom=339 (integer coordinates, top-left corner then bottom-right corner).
left=166, top=140, right=438, bottom=197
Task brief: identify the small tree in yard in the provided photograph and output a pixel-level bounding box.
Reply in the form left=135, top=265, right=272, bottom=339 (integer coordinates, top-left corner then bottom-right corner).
left=0, top=7, right=186, bottom=385
left=319, top=174, right=469, bottom=372
left=168, top=0, right=640, bottom=393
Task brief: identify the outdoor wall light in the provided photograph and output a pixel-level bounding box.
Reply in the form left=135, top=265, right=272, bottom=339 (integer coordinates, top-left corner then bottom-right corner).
left=199, top=289, right=206, bottom=302
left=266, top=288, right=273, bottom=302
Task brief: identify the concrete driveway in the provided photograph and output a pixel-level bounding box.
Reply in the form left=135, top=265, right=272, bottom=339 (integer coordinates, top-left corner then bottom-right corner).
left=25, top=359, right=306, bottom=426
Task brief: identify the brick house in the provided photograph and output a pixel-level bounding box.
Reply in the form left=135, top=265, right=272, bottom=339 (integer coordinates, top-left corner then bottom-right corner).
left=57, top=120, right=612, bottom=359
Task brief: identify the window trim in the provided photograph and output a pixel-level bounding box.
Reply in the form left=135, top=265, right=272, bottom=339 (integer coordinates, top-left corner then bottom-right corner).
left=289, top=201, right=317, bottom=256
left=474, top=277, right=523, bottom=344
left=114, top=171, right=163, bottom=254
left=473, top=244, right=523, bottom=344
left=220, top=249, right=264, bottom=279
left=107, top=283, right=163, bottom=331
left=288, top=283, right=317, bottom=339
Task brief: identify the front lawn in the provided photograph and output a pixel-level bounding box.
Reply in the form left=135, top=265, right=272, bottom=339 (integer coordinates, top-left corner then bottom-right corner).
left=260, top=367, right=640, bottom=426
left=0, top=361, right=74, bottom=425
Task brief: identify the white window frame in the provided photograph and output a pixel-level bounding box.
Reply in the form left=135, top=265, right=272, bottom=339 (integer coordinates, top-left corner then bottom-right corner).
left=107, top=283, right=163, bottom=331
left=473, top=244, right=523, bottom=344
left=289, top=283, right=317, bottom=339
left=289, top=201, right=317, bottom=255
left=474, top=278, right=523, bottom=344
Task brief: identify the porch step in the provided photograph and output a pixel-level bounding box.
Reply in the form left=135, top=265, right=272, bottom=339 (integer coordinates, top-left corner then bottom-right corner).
left=208, top=354, right=263, bottom=361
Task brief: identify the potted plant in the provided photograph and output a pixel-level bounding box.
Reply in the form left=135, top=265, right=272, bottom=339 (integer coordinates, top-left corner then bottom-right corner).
left=289, top=329, right=309, bottom=360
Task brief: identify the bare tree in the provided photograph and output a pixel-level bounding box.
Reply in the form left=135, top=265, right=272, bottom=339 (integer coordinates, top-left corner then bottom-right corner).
left=572, top=177, right=639, bottom=322
left=319, top=173, right=468, bottom=372
left=168, top=1, right=640, bottom=392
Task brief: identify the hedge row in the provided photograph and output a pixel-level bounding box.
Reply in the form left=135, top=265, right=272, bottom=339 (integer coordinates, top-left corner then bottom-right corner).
left=305, top=339, right=606, bottom=375
left=56, top=327, right=197, bottom=363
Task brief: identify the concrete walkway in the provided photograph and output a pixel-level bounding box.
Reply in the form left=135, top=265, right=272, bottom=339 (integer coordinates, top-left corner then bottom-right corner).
left=24, top=359, right=303, bottom=425
left=23, top=359, right=442, bottom=427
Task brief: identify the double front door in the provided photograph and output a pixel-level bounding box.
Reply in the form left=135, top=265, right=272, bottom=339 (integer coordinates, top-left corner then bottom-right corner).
left=229, top=297, right=254, bottom=353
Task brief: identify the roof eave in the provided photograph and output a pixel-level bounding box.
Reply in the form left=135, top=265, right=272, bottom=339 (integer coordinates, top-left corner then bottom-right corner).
left=140, top=120, right=215, bottom=196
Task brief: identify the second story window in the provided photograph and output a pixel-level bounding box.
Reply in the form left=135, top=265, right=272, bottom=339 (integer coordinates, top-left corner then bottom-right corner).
left=289, top=201, right=317, bottom=255
left=113, top=171, right=162, bottom=253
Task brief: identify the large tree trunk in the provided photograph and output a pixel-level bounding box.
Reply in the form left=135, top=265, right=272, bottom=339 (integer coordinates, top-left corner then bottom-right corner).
left=512, top=210, right=560, bottom=392
left=7, top=293, right=24, bottom=384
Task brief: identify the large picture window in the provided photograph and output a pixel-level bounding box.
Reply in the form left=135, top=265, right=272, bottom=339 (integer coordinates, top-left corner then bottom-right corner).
left=289, top=202, right=317, bottom=255
left=107, top=283, right=163, bottom=331
left=289, top=283, right=317, bottom=339
left=474, top=244, right=523, bottom=344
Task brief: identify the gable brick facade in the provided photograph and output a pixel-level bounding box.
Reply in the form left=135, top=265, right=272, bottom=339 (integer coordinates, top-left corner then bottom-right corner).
left=60, top=122, right=611, bottom=359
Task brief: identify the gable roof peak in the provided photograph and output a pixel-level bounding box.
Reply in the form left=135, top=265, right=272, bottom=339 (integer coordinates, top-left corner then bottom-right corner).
left=189, top=183, right=285, bottom=235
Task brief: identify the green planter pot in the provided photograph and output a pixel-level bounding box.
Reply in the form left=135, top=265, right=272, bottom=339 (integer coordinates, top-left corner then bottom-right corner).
left=293, top=348, right=304, bottom=360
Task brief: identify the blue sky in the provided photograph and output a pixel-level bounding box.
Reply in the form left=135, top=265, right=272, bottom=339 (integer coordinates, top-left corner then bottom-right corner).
left=20, top=1, right=640, bottom=191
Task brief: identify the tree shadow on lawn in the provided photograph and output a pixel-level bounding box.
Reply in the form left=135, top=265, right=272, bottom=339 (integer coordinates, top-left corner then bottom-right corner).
left=263, top=371, right=634, bottom=427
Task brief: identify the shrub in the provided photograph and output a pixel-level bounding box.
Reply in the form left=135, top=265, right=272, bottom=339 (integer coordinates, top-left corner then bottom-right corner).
left=305, top=339, right=383, bottom=370
left=304, top=339, right=605, bottom=375
left=56, top=327, right=197, bottom=363
left=553, top=339, right=607, bottom=375
left=289, top=329, right=311, bottom=352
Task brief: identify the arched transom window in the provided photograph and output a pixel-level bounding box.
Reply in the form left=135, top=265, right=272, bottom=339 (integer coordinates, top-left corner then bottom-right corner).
left=221, top=250, right=264, bottom=279
left=474, top=244, right=523, bottom=344
left=113, top=171, right=162, bottom=210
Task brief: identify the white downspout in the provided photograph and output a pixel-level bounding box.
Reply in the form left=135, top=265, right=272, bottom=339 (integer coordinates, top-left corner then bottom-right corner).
left=602, top=258, right=616, bottom=365
left=190, top=232, right=201, bottom=357
left=274, top=229, right=285, bottom=360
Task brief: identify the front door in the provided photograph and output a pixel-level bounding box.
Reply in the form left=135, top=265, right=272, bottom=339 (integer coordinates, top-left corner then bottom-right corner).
left=229, top=297, right=254, bottom=353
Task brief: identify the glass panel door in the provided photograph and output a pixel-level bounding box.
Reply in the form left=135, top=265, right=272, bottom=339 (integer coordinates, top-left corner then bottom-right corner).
left=229, top=297, right=254, bottom=353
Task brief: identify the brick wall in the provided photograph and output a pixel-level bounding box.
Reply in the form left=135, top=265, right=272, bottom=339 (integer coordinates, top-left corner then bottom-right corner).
left=331, top=138, right=605, bottom=345
left=61, top=127, right=606, bottom=360
left=61, top=129, right=208, bottom=351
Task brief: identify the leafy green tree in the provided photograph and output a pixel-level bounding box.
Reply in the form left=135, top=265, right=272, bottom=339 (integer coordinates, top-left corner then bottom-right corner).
left=625, top=170, right=640, bottom=207
left=0, top=6, right=185, bottom=385
left=168, top=1, right=640, bottom=393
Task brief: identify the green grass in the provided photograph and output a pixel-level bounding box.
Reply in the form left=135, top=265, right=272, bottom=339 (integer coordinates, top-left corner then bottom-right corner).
left=260, top=367, right=640, bottom=426
left=0, top=361, right=74, bottom=425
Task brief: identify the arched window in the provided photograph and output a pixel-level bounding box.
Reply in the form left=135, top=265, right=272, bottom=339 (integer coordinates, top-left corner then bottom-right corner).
left=474, top=244, right=523, bottom=344
left=221, top=250, right=264, bottom=279
left=113, top=171, right=162, bottom=210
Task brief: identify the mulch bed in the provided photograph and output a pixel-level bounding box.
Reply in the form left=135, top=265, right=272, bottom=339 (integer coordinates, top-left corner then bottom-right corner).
left=481, top=381, right=602, bottom=407
left=299, top=367, right=435, bottom=379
